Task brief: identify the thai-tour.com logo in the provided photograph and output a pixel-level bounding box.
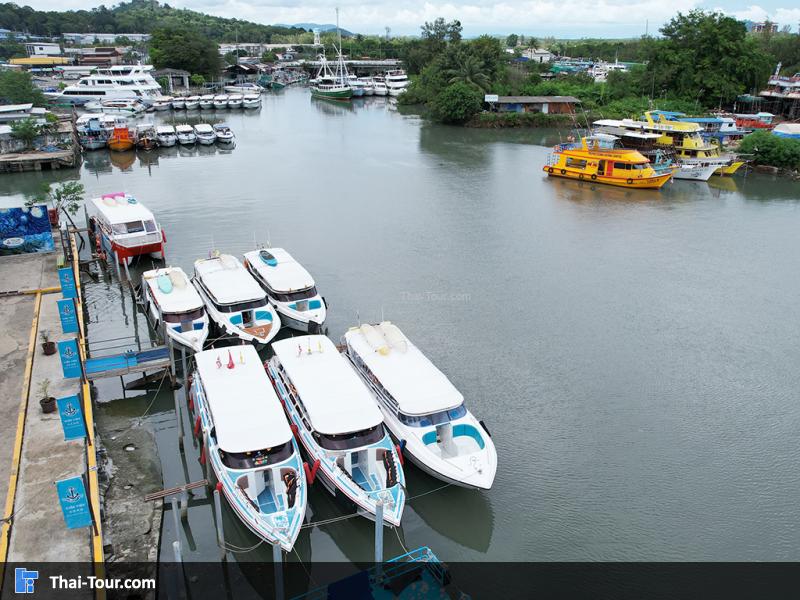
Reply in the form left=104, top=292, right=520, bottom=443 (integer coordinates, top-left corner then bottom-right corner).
left=14, top=566, right=155, bottom=594
left=14, top=568, right=38, bottom=594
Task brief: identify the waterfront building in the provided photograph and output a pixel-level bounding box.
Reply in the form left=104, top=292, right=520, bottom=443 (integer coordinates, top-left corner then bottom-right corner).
left=484, top=95, right=579, bottom=114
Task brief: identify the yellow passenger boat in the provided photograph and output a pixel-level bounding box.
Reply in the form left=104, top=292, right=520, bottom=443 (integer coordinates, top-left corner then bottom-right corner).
left=543, top=135, right=673, bottom=189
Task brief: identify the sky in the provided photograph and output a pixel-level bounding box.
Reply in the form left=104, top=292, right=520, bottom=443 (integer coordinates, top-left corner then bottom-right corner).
left=20, top=0, right=800, bottom=37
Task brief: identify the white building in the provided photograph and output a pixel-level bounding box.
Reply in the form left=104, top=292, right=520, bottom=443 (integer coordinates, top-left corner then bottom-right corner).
left=521, top=48, right=554, bottom=63
left=25, top=42, right=62, bottom=56
left=62, top=33, right=150, bottom=45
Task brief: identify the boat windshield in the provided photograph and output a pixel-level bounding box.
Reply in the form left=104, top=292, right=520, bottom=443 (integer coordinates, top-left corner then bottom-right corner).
left=111, top=219, right=157, bottom=235
left=314, top=425, right=384, bottom=451
left=163, top=307, right=204, bottom=323
left=270, top=286, right=318, bottom=303
left=398, top=404, right=467, bottom=427
left=219, top=441, right=293, bottom=469
left=216, top=297, right=267, bottom=313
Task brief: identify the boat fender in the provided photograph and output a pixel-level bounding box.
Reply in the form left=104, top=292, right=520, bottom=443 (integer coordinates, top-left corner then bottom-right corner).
left=162, top=229, right=167, bottom=244
left=560, top=169, right=566, bottom=175
left=290, top=422, right=298, bottom=436
left=626, top=178, right=633, bottom=185
left=395, top=443, right=404, bottom=466
left=216, top=481, right=223, bottom=492
left=548, top=167, right=554, bottom=174
left=591, top=174, right=597, bottom=180
left=304, top=459, right=320, bottom=484
left=193, top=415, right=201, bottom=437
left=199, top=445, right=206, bottom=465
left=187, top=393, right=194, bottom=413
left=479, top=420, right=492, bottom=438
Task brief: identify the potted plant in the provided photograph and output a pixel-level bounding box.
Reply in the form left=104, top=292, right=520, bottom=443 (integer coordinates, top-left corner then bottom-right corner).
left=38, top=379, right=56, bottom=413
left=40, top=329, right=56, bottom=355
left=25, top=181, right=85, bottom=229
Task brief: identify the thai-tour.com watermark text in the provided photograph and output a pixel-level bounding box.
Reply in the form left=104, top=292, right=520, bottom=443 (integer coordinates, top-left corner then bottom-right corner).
left=14, top=567, right=155, bottom=593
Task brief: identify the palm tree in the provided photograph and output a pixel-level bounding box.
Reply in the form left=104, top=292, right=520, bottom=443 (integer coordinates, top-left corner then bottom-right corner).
left=447, top=55, right=491, bottom=92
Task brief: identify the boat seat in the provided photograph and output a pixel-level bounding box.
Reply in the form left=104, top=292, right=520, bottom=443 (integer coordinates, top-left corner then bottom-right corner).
left=257, top=487, right=278, bottom=513
left=351, top=466, right=370, bottom=490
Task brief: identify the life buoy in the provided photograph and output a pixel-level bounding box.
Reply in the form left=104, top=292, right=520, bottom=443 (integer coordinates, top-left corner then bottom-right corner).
left=548, top=167, right=554, bottom=174
left=626, top=178, right=633, bottom=185
left=560, top=169, right=566, bottom=175
left=591, top=174, right=597, bottom=180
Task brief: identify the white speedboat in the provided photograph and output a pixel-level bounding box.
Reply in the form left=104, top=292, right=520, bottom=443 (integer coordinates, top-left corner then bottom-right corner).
left=85, top=98, right=147, bottom=116
left=194, top=123, right=216, bottom=145
left=184, top=96, right=200, bottom=110
left=192, top=253, right=280, bottom=345
left=213, top=124, right=235, bottom=144
left=152, top=96, right=173, bottom=111
left=199, top=94, right=215, bottom=109
left=372, top=75, right=388, bottom=97
left=385, top=69, right=409, bottom=96
left=359, top=78, right=375, bottom=96
left=672, top=162, right=719, bottom=181
left=227, top=94, right=243, bottom=108
left=213, top=94, right=229, bottom=109
left=346, top=75, right=366, bottom=97
left=224, top=82, right=263, bottom=94
left=87, top=193, right=165, bottom=266
left=242, top=94, right=262, bottom=109
left=243, top=248, right=326, bottom=333
left=192, top=345, right=306, bottom=551
left=156, top=125, right=177, bottom=147
left=175, top=124, right=196, bottom=145
left=267, top=336, right=406, bottom=526
left=171, top=96, right=186, bottom=110
left=344, top=322, right=497, bottom=490
left=142, top=267, right=209, bottom=353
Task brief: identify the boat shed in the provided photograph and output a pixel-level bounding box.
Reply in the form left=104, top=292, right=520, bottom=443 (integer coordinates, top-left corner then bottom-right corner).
left=485, top=95, right=579, bottom=114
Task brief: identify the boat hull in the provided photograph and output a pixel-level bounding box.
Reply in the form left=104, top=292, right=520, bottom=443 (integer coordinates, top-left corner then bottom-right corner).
left=715, top=161, right=744, bottom=176
left=311, top=88, right=353, bottom=101
left=543, top=166, right=672, bottom=189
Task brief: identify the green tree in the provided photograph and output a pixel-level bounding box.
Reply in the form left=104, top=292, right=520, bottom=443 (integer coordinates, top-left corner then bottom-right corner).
left=447, top=55, right=491, bottom=92
left=190, top=74, right=206, bottom=86
left=432, top=82, right=483, bottom=124
left=10, top=118, right=42, bottom=150
left=0, top=71, right=46, bottom=106
left=26, top=181, right=86, bottom=216
left=261, top=50, right=278, bottom=62
left=505, top=34, right=519, bottom=48
left=149, top=26, right=222, bottom=78
left=738, top=130, right=800, bottom=169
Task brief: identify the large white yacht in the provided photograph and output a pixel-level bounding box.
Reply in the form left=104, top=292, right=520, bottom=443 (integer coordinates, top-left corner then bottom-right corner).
left=49, top=65, right=163, bottom=105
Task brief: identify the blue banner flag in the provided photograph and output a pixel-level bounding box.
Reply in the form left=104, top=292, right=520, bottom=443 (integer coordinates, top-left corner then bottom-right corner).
left=58, top=267, right=77, bottom=299
left=57, top=298, right=78, bottom=334
left=57, top=339, right=82, bottom=379
left=55, top=476, right=93, bottom=529
left=56, top=395, right=86, bottom=441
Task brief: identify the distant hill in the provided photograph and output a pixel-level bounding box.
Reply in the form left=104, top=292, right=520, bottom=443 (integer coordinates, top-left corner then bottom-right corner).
left=277, top=23, right=355, bottom=37
left=0, top=0, right=306, bottom=42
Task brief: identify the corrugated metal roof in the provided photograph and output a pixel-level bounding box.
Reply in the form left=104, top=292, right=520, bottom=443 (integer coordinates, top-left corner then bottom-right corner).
left=10, top=57, right=70, bottom=65
left=494, top=95, right=580, bottom=104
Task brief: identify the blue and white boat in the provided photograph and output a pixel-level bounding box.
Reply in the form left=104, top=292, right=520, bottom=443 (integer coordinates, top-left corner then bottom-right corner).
left=142, top=267, right=209, bottom=353
left=192, top=345, right=306, bottom=551
left=344, top=322, right=497, bottom=490
left=192, top=253, right=281, bottom=345
left=243, top=248, right=327, bottom=333
left=268, top=335, right=406, bottom=526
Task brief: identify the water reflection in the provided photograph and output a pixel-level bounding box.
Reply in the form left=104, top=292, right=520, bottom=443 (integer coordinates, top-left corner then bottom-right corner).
left=310, top=97, right=354, bottom=117
left=109, top=150, right=136, bottom=172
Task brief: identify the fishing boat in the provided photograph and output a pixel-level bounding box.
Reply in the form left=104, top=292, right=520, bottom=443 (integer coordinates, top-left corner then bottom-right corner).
left=227, top=94, right=243, bottom=108
left=194, top=124, right=216, bottom=145
left=672, top=162, right=720, bottom=181
left=213, top=95, right=229, bottom=109
left=213, top=124, right=235, bottom=144
left=346, top=75, right=366, bottom=97
left=87, top=193, right=165, bottom=265
left=184, top=96, right=200, bottom=110
left=107, top=117, right=136, bottom=152
left=772, top=123, right=800, bottom=139
left=224, top=82, right=263, bottom=94
left=385, top=70, right=410, bottom=96
left=152, top=96, right=173, bottom=111
left=192, top=253, right=280, bottom=345
left=734, top=112, right=774, bottom=131
left=267, top=335, right=406, bottom=526
left=199, top=94, right=215, bottom=109
left=142, top=267, right=209, bottom=353
left=85, top=98, right=147, bottom=117
left=75, top=114, right=110, bottom=150
left=243, top=248, right=326, bottom=333
left=175, top=124, right=196, bottom=145
left=192, top=345, right=306, bottom=551
left=310, top=51, right=352, bottom=101
left=135, top=124, right=159, bottom=151
left=543, top=135, right=672, bottom=189
left=242, top=94, right=262, bottom=109
left=156, top=125, right=177, bottom=147
left=343, top=322, right=497, bottom=490
left=171, top=96, right=186, bottom=110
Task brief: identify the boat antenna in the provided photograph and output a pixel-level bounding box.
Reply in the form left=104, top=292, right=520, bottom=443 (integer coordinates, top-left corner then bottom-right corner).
left=356, top=309, right=360, bottom=325
left=381, top=305, right=384, bottom=323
